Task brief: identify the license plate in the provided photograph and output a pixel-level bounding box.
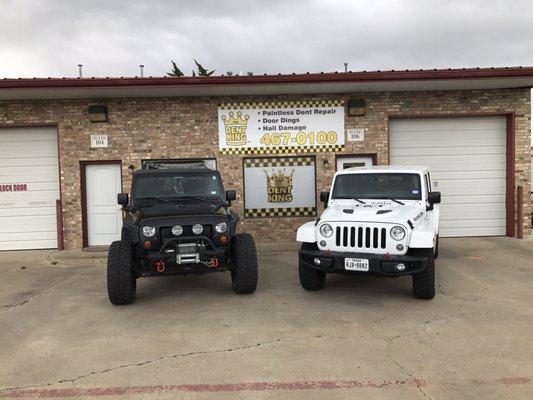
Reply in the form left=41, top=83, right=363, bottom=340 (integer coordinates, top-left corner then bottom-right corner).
left=345, top=258, right=369, bottom=272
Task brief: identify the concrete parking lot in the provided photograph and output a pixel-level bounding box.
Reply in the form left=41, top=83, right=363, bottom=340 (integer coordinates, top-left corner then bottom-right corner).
left=0, top=237, right=532, bottom=399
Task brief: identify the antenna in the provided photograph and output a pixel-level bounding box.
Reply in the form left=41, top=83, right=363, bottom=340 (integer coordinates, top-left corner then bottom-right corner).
left=139, top=65, right=144, bottom=77
left=78, top=64, right=83, bottom=78
left=344, top=62, right=348, bottom=73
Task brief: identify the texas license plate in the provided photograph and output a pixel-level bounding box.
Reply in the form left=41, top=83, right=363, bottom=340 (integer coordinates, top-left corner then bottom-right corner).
left=345, top=258, right=369, bottom=271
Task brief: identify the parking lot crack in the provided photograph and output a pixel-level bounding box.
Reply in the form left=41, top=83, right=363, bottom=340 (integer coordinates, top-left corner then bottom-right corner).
left=1, top=335, right=323, bottom=392
left=386, top=334, right=432, bottom=400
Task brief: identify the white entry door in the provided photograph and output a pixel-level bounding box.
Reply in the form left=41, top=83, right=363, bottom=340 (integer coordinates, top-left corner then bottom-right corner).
left=85, top=164, right=122, bottom=246
left=337, top=156, right=374, bottom=170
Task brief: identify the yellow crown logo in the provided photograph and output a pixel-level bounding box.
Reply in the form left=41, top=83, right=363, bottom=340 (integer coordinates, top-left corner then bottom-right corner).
left=265, top=169, right=294, bottom=202
left=222, top=111, right=249, bottom=146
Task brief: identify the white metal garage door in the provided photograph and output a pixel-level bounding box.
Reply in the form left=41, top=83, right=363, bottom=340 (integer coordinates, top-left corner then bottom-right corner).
left=390, top=116, right=506, bottom=237
left=0, top=127, right=60, bottom=250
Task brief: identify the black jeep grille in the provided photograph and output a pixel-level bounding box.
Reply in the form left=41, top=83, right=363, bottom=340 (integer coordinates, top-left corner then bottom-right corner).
left=160, top=225, right=212, bottom=240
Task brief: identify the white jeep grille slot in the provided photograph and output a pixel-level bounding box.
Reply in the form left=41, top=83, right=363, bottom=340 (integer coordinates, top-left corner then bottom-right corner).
left=335, top=225, right=387, bottom=250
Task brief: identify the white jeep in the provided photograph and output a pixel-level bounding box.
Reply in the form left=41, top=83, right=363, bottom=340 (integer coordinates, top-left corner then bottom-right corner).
left=296, top=166, right=441, bottom=299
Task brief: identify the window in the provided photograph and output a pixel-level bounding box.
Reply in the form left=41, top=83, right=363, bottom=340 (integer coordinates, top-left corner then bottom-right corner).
left=332, top=173, right=422, bottom=201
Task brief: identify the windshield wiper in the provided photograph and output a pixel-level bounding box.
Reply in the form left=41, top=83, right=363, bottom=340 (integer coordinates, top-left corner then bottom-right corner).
left=334, top=196, right=366, bottom=204
left=390, top=198, right=405, bottom=205
left=172, top=195, right=218, bottom=204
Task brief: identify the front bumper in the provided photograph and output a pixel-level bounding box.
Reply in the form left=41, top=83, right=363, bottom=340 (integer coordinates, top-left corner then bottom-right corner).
left=140, top=236, right=229, bottom=276
left=299, top=247, right=429, bottom=276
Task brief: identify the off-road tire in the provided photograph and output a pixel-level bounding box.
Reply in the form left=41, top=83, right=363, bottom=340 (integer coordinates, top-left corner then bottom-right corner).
left=411, top=248, right=435, bottom=300
left=231, top=233, right=258, bottom=294
left=107, top=240, right=136, bottom=305
left=299, top=260, right=326, bottom=291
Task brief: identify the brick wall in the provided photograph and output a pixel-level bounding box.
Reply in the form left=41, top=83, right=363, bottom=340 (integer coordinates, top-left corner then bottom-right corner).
left=0, top=88, right=530, bottom=249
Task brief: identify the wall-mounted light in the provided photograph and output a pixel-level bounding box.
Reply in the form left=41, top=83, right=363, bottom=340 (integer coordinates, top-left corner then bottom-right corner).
left=88, top=105, right=108, bottom=122
left=347, top=99, right=366, bottom=117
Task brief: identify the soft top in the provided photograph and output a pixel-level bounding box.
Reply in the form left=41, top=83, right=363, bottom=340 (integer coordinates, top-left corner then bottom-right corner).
left=133, top=166, right=220, bottom=177
left=336, top=165, right=429, bottom=175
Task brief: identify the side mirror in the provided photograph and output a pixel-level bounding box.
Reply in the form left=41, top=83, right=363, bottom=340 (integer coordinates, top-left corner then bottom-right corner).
left=226, top=189, right=236, bottom=204
left=117, top=193, right=129, bottom=206
left=320, top=191, right=330, bottom=208
left=428, top=191, right=441, bottom=205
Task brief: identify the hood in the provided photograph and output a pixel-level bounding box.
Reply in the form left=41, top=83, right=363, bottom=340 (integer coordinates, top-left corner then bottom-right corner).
left=321, top=200, right=425, bottom=227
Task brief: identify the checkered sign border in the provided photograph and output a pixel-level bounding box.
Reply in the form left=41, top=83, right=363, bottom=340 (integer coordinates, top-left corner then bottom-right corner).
left=243, top=156, right=315, bottom=168
left=244, top=207, right=317, bottom=218
left=219, top=99, right=344, bottom=110
left=220, top=144, right=345, bottom=155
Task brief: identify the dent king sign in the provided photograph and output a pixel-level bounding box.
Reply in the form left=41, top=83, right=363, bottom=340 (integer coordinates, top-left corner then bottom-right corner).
left=218, top=100, right=345, bottom=155
left=243, top=156, right=316, bottom=218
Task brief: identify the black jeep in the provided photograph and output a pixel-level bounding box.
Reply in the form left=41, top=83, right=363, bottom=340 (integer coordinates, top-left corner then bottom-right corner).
left=107, top=166, right=258, bottom=305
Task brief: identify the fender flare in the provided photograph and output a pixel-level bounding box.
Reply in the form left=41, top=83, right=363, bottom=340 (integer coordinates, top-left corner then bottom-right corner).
left=296, top=221, right=317, bottom=243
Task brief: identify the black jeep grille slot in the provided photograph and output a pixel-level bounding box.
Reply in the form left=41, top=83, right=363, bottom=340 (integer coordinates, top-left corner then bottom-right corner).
left=334, top=225, right=388, bottom=249
left=342, top=227, right=348, bottom=247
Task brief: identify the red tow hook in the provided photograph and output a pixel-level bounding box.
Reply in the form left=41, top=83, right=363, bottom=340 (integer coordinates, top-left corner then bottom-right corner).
left=155, top=260, right=166, bottom=273
left=208, top=257, right=219, bottom=269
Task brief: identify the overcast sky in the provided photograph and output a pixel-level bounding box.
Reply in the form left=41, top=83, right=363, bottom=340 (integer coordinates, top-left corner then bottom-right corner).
left=1, top=0, right=533, bottom=78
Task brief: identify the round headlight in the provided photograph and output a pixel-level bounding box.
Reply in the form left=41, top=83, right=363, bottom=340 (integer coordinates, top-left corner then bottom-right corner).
left=142, top=226, right=156, bottom=237
left=192, top=224, right=203, bottom=235
left=319, top=223, right=333, bottom=238
left=171, top=225, right=183, bottom=236
left=215, top=221, right=228, bottom=233
left=390, top=226, right=406, bottom=241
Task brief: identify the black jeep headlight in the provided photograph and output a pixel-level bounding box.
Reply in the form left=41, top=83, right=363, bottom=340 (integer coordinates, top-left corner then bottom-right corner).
left=142, top=226, right=156, bottom=237
left=215, top=221, right=228, bottom=233
left=172, top=225, right=183, bottom=236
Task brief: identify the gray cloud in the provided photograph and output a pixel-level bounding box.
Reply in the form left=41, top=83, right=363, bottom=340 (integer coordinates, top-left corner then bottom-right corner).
left=1, top=0, right=533, bottom=78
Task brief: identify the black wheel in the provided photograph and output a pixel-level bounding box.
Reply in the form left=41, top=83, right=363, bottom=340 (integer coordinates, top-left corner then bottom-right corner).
left=298, top=243, right=326, bottom=291
left=299, top=260, right=326, bottom=291
left=231, top=233, right=258, bottom=294
left=107, top=240, right=136, bottom=305
left=411, top=248, right=435, bottom=300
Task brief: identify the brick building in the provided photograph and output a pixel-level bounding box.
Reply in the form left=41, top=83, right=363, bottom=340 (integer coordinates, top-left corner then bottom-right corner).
left=0, top=67, right=532, bottom=250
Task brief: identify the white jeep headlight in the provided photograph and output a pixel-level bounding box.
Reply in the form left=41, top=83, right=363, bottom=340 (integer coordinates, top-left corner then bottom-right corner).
left=215, top=221, right=228, bottom=233
left=142, top=226, right=156, bottom=237
left=390, top=226, right=406, bottom=241
left=319, top=223, right=333, bottom=238
left=192, top=224, right=203, bottom=235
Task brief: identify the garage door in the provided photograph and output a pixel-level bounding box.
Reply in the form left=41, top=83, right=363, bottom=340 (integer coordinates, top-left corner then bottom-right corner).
left=0, top=127, right=60, bottom=250
left=390, top=116, right=506, bottom=237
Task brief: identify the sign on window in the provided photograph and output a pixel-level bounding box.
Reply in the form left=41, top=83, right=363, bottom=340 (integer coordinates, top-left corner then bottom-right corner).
left=243, top=156, right=316, bottom=218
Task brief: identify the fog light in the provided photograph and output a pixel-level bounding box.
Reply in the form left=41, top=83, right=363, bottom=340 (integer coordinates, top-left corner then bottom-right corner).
left=313, top=257, right=322, bottom=266
left=396, top=244, right=404, bottom=251
left=396, top=263, right=406, bottom=271
left=319, top=240, right=326, bottom=247
left=218, top=235, right=229, bottom=245
left=143, top=240, right=153, bottom=249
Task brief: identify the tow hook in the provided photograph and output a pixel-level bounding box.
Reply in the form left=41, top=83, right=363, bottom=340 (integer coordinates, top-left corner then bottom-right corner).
left=208, top=257, right=219, bottom=269
left=155, top=260, right=166, bottom=273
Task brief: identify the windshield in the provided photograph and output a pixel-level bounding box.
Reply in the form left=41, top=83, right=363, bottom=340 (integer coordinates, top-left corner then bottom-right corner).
left=332, top=173, right=422, bottom=201
left=132, top=173, right=222, bottom=200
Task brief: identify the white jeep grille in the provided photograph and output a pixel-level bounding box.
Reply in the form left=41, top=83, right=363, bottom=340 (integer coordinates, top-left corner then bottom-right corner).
left=321, top=222, right=408, bottom=255
left=335, top=226, right=387, bottom=249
